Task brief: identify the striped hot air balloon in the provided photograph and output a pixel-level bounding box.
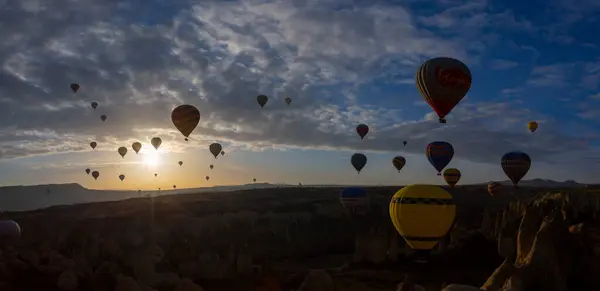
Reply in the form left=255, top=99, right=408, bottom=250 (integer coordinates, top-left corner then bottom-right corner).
left=443, top=168, right=461, bottom=188
left=171, top=105, right=201, bottom=141
left=389, top=184, right=456, bottom=251
left=501, top=151, right=531, bottom=188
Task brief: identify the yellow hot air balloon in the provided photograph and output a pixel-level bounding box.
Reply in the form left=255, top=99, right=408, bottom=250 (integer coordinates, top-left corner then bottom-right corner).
left=527, top=121, right=538, bottom=132
left=443, top=168, right=461, bottom=188
left=389, top=184, right=456, bottom=251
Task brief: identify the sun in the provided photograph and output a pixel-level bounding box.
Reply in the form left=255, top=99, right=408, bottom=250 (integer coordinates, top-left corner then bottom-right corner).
left=143, top=150, right=161, bottom=167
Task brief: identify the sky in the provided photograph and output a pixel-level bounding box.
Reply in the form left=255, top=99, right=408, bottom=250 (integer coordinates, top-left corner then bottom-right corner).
left=1, top=0, right=600, bottom=190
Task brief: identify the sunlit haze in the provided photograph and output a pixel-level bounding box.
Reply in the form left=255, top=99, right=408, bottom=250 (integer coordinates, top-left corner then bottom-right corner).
left=1, top=0, right=600, bottom=190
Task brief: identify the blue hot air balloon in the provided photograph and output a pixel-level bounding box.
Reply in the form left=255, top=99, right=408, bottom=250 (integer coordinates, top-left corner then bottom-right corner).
left=340, top=187, right=369, bottom=215
left=426, top=141, right=454, bottom=175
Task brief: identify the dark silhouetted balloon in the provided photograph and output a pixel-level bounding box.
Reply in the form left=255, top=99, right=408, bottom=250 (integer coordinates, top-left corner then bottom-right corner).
left=257, top=95, right=268, bottom=108
left=356, top=124, right=369, bottom=139
left=209, top=143, right=222, bottom=158
left=100, top=115, right=107, bottom=122
left=132, top=142, right=142, bottom=154
left=501, top=151, right=531, bottom=187
left=392, top=156, right=406, bottom=172
left=118, top=147, right=127, bottom=158
left=85, top=168, right=91, bottom=175
left=91, top=102, right=98, bottom=111
left=119, top=174, right=125, bottom=181
left=70, top=83, right=80, bottom=93
left=90, top=142, right=97, bottom=150
left=172, top=105, right=201, bottom=141
left=151, top=137, right=162, bottom=150
left=351, top=153, right=367, bottom=173
left=92, top=171, right=99, bottom=180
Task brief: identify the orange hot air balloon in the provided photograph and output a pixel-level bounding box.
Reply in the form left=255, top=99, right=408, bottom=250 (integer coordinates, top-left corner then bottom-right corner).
left=151, top=137, right=162, bottom=150
left=117, top=147, right=127, bottom=158
left=91, top=171, right=100, bottom=180
left=132, top=142, right=142, bottom=154
left=527, top=121, right=538, bottom=133
left=171, top=105, right=200, bottom=141
left=70, top=83, right=80, bottom=93
left=416, top=57, right=472, bottom=123
left=90, top=142, right=97, bottom=150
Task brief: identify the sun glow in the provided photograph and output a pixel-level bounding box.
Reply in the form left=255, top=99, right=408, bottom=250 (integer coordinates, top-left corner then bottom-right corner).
left=143, top=150, right=161, bottom=167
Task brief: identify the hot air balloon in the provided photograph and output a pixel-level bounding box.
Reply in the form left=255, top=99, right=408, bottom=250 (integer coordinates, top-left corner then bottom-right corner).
left=488, top=182, right=503, bottom=197
left=151, top=137, right=162, bottom=150
left=257, top=95, right=268, bottom=108
left=171, top=105, right=201, bottom=141
left=92, top=171, right=100, bottom=180
left=0, top=220, right=21, bottom=238
left=205, top=176, right=210, bottom=181
left=90, top=142, right=97, bottom=150
left=70, top=83, right=80, bottom=93
left=527, top=121, right=538, bottom=133
left=253, top=178, right=257, bottom=182
left=85, top=168, right=91, bottom=175
left=221, top=151, right=225, bottom=156
left=173, top=185, right=176, bottom=189
left=209, top=165, right=214, bottom=170
left=339, top=187, right=369, bottom=215
left=119, top=174, right=125, bottom=181
left=100, top=115, right=107, bottom=122
left=416, top=57, right=472, bottom=123
left=389, top=184, right=456, bottom=251
left=118, top=147, right=127, bottom=158
left=178, top=161, right=183, bottom=166
left=285, top=97, right=292, bottom=105
left=392, top=156, right=406, bottom=173
left=403, top=141, right=408, bottom=146
left=132, top=142, right=142, bottom=154
left=443, top=168, right=461, bottom=188
left=356, top=124, right=369, bottom=140
left=426, top=141, right=454, bottom=175
left=209, top=143, right=222, bottom=158
left=154, top=173, right=158, bottom=177
left=91, top=102, right=98, bottom=111
left=501, top=151, right=531, bottom=187
left=351, top=153, right=367, bottom=173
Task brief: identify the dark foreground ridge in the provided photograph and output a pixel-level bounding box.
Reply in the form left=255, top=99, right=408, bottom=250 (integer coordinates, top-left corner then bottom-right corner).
left=0, top=184, right=598, bottom=290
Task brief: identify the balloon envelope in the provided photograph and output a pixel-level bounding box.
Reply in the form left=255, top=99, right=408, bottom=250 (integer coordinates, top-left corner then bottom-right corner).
left=426, top=141, right=454, bottom=174
left=132, top=142, right=142, bottom=154
left=389, top=184, right=456, bottom=250
left=501, top=151, right=531, bottom=187
left=70, top=83, right=80, bottom=93
left=356, top=124, right=369, bottom=139
left=443, top=168, right=461, bottom=188
left=118, top=147, right=127, bottom=158
left=151, top=137, right=162, bottom=150
left=351, top=153, right=367, bottom=173
left=528, top=121, right=538, bottom=132
left=392, top=156, right=406, bottom=172
left=209, top=143, right=222, bottom=158
left=257, top=95, right=268, bottom=107
left=119, top=174, right=125, bottom=181
left=416, top=57, right=472, bottom=123
left=90, top=142, right=97, bottom=149
left=0, top=220, right=21, bottom=238
left=171, top=105, right=201, bottom=139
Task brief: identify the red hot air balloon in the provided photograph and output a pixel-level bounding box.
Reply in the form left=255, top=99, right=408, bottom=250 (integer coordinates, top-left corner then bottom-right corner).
left=171, top=105, right=200, bottom=141
left=416, top=57, right=472, bottom=123
left=356, top=124, right=369, bottom=139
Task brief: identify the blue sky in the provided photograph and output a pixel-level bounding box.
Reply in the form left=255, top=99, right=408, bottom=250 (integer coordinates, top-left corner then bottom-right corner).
left=0, top=0, right=599, bottom=190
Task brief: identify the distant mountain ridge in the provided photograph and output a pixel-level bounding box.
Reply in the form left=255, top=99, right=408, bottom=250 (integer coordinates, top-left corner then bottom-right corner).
left=0, top=179, right=587, bottom=211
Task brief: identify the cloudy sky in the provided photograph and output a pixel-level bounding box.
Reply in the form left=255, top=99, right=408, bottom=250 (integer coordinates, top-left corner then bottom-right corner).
left=0, top=0, right=599, bottom=190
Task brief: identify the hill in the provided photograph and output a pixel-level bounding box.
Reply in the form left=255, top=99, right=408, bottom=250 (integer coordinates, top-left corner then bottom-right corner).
left=0, top=178, right=588, bottom=211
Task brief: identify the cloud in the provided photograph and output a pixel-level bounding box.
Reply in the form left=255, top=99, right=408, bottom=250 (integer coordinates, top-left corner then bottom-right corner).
left=0, top=0, right=599, bottom=181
